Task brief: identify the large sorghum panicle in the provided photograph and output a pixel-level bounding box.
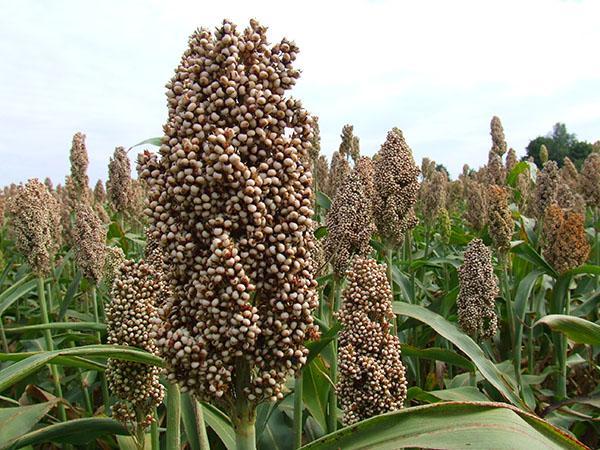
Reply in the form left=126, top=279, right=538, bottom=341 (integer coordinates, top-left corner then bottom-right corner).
left=138, top=20, right=318, bottom=406
left=325, top=158, right=376, bottom=275
left=373, top=128, right=420, bottom=245
left=337, top=257, right=407, bottom=425
left=446, top=180, right=464, bottom=212
left=308, top=115, right=321, bottom=162
left=560, top=156, right=579, bottom=192
left=339, top=124, right=359, bottom=163
left=490, top=116, right=507, bottom=156
left=107, top=147, right=132, bottom=213
left=7, top=179, right=61, bottom=276
left=457, top=239, right=499, bottom=339
left=580, top=152, right=600, bottom=208
left=543, top=204, right=590, bottom=274
left=106, top=259, right=165, bottom=429
left=463, top=179, right=487, bottom=231
left=505, top=148, right=517, bottom=173
left=73, top=204, right=107, bottom=284
left=487, top=185, right=513, bottom=255
left=486, top=151, right=506, bottom=185
left=555, top=183, right=585, bottom=215
left=314, top=155, right=329, bottom=195
left=421, top=157, right=435, bottom=180
left=533, top=160, right=560, bottom=218
left=327, top=150, right=352, bottom=199
left=103, top=246, right=125, bottom=288
left=94, top=179, right=107, bottom=204
left=70, top=132, right=91, bottom=202
left=419, top=169, right=447, bottom=225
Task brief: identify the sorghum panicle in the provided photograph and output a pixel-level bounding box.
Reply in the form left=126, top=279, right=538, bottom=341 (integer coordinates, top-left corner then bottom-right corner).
left=419, top=169, right=447, bottom=225
left=560, top=156, right=579, bottom=192
left=487, top=185, right=513, bottom=255
left=580, top=152, right=600, bottom=209
left=73, top=203, right=107, bottom=284
left=463, top=179, right=487, bottom=231
left=543, top=204, right=590, bottom=274
left=505, top=148, right=517, bottom=173
left=532, top=160, right=559, bottom=218
left=490, top=116, right=507, bottom=156
left=337, top=257, right=407, bottom=425
left=70, top=132, right=91, bottom=202
left=107, top=147, right=132, bottom=213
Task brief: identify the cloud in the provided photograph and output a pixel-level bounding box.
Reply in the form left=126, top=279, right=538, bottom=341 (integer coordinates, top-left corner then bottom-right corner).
left=0, top=0, right=598, bottom=185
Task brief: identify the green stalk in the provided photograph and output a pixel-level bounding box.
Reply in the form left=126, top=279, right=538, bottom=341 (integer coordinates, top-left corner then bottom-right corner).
left=194, top=400, right=210, bottom=450
left=555, top=289, right=570, bottom=400
left=151, top=407, right=160, bottom=450
left=91, top=285, right=110, bottom=413
left=527, top=312, right=535, bottom=374
left=326, top=277, right=339, bottom=434
left=386, top=246, right=399, bottom=335
left=293, top=373, right=303, bottom=449
left=232, top=359, right=256, bottom=450
left=0, top=319, right=8, bottom=352
left=37, top=276, right=67, bottom=422
left=166, top=383, right=181, bottom=450
left=501, top=263, right=520, bottom=391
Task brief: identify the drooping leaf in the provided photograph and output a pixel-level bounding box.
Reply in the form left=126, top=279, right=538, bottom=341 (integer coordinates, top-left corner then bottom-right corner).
left=401, top=345, right=475, bottom=372
left=201, top=402, right=235, bottom=450
left=0, top=400, right=57, bottom=448
left=4, top=322, right=106, bottom=334
left=535, top=314, right=600, bottom=345
left=512, top=242, right=558, bottom=278
left=129, top=137, right=162, bottom=150
left=302, top=357, right=330, bottom=433
left=0, top=277, right=36, bottom=316
left=316, top=192, right=331, bottom=211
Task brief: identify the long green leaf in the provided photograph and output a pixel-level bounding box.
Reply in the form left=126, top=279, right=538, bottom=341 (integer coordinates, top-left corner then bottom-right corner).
left=0, top=400, right=57, bottom=448
left=393, top=302, right=525, bottom=409
left=305, top=322, right=341, bottom=366
left=401, top=345, right=475, bottom=371
left=4, top=322, right=106, bottom=334
left=301, top=402, right=585, bottom=450
left=201, top=402, right=235, bottom=450
left=0, top=277, right=36, bottom=316
left=8, top=417, right=129, bottom=447
left=535, top=314, right=600, bottom=345
left=0, top=352, right=106, bottom=371
left=512, top=242, right=558, bottom=278
left=129, top=137, right=162, bottom=150
left=303, top=357, right=330, bottom=433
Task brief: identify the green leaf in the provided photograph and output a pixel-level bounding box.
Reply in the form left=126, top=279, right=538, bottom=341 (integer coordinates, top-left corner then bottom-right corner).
left=535, top=314, right=600, bottom=345
left=408, top=386, right=489, bottom=403
left=0, top=277, right=36, bottom=316
left=9, top=417, right=129, bottom=447
left=301, top=402, right=585, bottom=450
left=305, top=321, right=341, bottom=366
left=129, top=137, right=162, bottom=150
left=313, top=226, right=328, bottom=240
left=201, top=402, right=235, bottom=450
left=0, top=401, right=57, bottom=449
left=316, top=192, right=331, bottom=211
left=393, top=302, right=525, bottom=410
left=4, top=322, right=106, bottom=334
left=0, top=352, right=106, bottom=372
left=181, top=393, right=201, bottom=450
left=303, top=357, right=330, bottom=433
left=512, top=242, right=558, bottom=278
left=58, top=271, right=82, bottom=321
left=401, top=345, right=475, bottom=371
left=507, top=161, right=537, bottom=187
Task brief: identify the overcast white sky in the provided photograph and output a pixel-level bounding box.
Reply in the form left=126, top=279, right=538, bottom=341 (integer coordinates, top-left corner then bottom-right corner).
left=1, top=0, right=599, bottom=185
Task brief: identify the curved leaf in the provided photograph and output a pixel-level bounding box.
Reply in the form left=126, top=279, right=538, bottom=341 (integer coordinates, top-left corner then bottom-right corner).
left=4, top=322, right=106, bottom=334
left=0, top=400, right=57, bottom=448
left=401, top=345, right=475, bottom=372
left=512, top=242, right=558, bottom=278
left=0, top=277, right=36, bottom=316
left=393, top=302, right=525, bottom=409
left=301, top=402, right=585, bottom=450
left=128, top=136, right=162, bottom=150
left=535, top=314, right=600, bottom=345
left=201, top=402, right=235, bottom=450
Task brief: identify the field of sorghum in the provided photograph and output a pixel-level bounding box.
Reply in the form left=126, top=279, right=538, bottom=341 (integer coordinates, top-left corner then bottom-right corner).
left=0, top=19, right=599, bottom=450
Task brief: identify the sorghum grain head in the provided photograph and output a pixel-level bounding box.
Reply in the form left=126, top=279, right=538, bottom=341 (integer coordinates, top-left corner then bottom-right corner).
left=314, top=155, right=329, bottom=196
left=327, top=150, right=352, bottom=199
left=70, top=132, right=90, bottom=202
left=543, top=204, right=590, bottom=274
left=580, top=152, right=600, bottom=208
left=309, top=115, right=321, bottom=162
left=44, top=177, right=54, bottom=192
left=457, top=239, right=499, bottom=339
left=505, top=148, right=517, bottom=173
left=94, top=179, right=106, bottom=204
left=490, top=116, right=507, bottom=156
left=421, top=157, right=435, bottom=180
left=107, top=147, right=132, bottom=213
left=438, top=207, right=451, bottom=245
left=419, top=169, right=447, bottom=225
left=73, top=203, right=107, bottom=284
left=560, top=156, right=579, bottom=191
left=532, top=160, right=559, bottom=218
left=7, top=179, right=61, bottom=276
left=487, top=185, right=513, bottom=255
left=486, top=151, right=506, bottom=185
left=555, top=183, right=585, bottom=215
left=337, top=257, right=407, bottom=425
left=539, top=144, right=549, bottom=164
left=463, top=179, right=487, bottom=231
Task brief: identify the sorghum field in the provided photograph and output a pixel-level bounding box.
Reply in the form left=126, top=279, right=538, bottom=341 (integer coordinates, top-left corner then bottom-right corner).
left=1, top=19, right=599, bottom=450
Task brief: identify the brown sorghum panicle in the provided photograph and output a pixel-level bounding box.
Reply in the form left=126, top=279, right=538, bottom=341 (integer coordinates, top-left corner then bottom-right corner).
left=486, top=151, right=506, bottom=185
left=73, top=203, right=107, bottom=284
left=70, top=132, right=91, bottom=202
left=325, top=158, right=376, bottom=275
left=337, top=257, right=407, bottom=425
left=439, top=207, right=451, bottom=245
left=446, top=180, right=464, bottom=212
left=327, top=150, right=352, bottom=199
left=580, top=152, right=600, bottom=208
left=44, top=177, right=54, bottom=192
left=490, top=116, right=507, bottom=156
left=106, top=259, right=165, bottom=429
left=505, top=148, right=517, bottom=173
left=421, top=157, right=435, bottom=180
left=560, top=156, right=579, bottom=192
left=107, top=147, right=132, bottom=213
left=138, top=20, right=318, bottom=405
left=315, top=155, right=329, bottom=195
left=309, top=115, right=321, bottom=162
left=373, top=128, right=420, bottom=245
left=487, top=185, right=513, bottom=255
left=532, top=160, right=559, bottom=218
left=94, top=179, right=107, bottom=204
left=419, top=169, right=447, bottom=225
left=463, top=179, right=487, bottom=231
left=543, top=204, right=590, bottom=274
left=555, top=183, right=585, bottom=215
left=457, top=239, right=499, bottom=339
left=7, top=179, right=61, bottom=276
left=103, top=246, right=125, bottom=289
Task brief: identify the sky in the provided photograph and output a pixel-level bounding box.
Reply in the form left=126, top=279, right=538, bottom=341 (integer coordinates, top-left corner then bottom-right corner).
left=1, top=0, right=599, bottom=185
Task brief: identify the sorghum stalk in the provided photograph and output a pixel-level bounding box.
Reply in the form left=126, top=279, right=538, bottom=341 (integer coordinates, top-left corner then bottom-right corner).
left=91, top=285, right=110, bottom=412
left=151, top=407, right=159, bottom=450
left=38, top=276, right=67, bottom=422
left=327, top=276, right=339, bottom=433
left=293, top=374, right=303, bottom=449
left=166, top=383, right=181, bottom=450
left=194, top=400, right=210, bottom=450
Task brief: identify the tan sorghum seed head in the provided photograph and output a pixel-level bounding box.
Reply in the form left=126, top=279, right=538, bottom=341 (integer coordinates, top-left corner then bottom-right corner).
left=446, top=180, right=464, bottom=212
left=555, top=183, right=585, bottom=215
left=103, top=246, right=125, bottom=289
left=106, top=258, right=165, bottom=429
left=539, top=144, right=549, bottom=164
left=339, top=124, right=359, bottom=163
left=457, top=239, right=499, bottom=339
left=327, top=150, right=352, bottom=199
left=351, top=136, right=360, bottom=163
left=126, top=178, right=146, bottom=222
left=560, top=156, right=579, bottom=192
left=505, top=148, right=517, bottom=173
left=490, top=116, right=507, bottom=156
left=337, top=257, right=407, bottom=425
left=580, top=152, right=600, bottom=208
left=439, top=207, right=451, bottom=245
left=309, top=115, right=321, bottom=162
left=373, top=128, right=420, bottom=245
left=7, top=179, right=61, bottom=276
left=44, top=177, right=54, bottom=192
left=73, top=203, right=107, bottom=284
left=487, top=185, right=513, bottom=255
left=314, top=154, right=329, bottom=195
left=421, top=157, right=436, bottom=180
left=486, top=151, right=506, bottom=185
left=137, top=20, right=318, bottom=406
left=419, top=169, right=447, bottom=225
left=463, top=179, right=487, bottom=231
left=107, top=147, right=132, bottom=213
left=325, top=158, right=376, bottom=275
left=532, top=160, right=559, bottom=219
left=543, top=204, right=590, bottom=274
left=94, top=179, right=106, bottom=204
left=516, top=171, right=533, bottom=211
left=70, top=132, right=90, bottom=202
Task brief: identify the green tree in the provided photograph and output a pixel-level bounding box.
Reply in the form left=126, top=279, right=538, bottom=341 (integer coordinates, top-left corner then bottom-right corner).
left=524, top=123, right=592, bottom=168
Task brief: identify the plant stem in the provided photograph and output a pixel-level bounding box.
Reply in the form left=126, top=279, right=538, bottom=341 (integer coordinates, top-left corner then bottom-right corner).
left=38, top=276, right=67, bottom=422
left=90, top=285, right=110, bottom=413
left=166, top=383, right=181, bottom=450
left=501, top=263, right=520, bottom=392
left=327, top=277, right=339, bottom=434
left=293, top=373, right=303, bottom=449
left=151, top=407, right=160, bottom=450
left=555, top=289, right=570, bottom=400
left=527, top=312, right=535, bottom=374
left=194, top=400, right=210, bottom=450
left=0, top=318, right=8, bottom=352
left=232, top=359, right=256, bottom=450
